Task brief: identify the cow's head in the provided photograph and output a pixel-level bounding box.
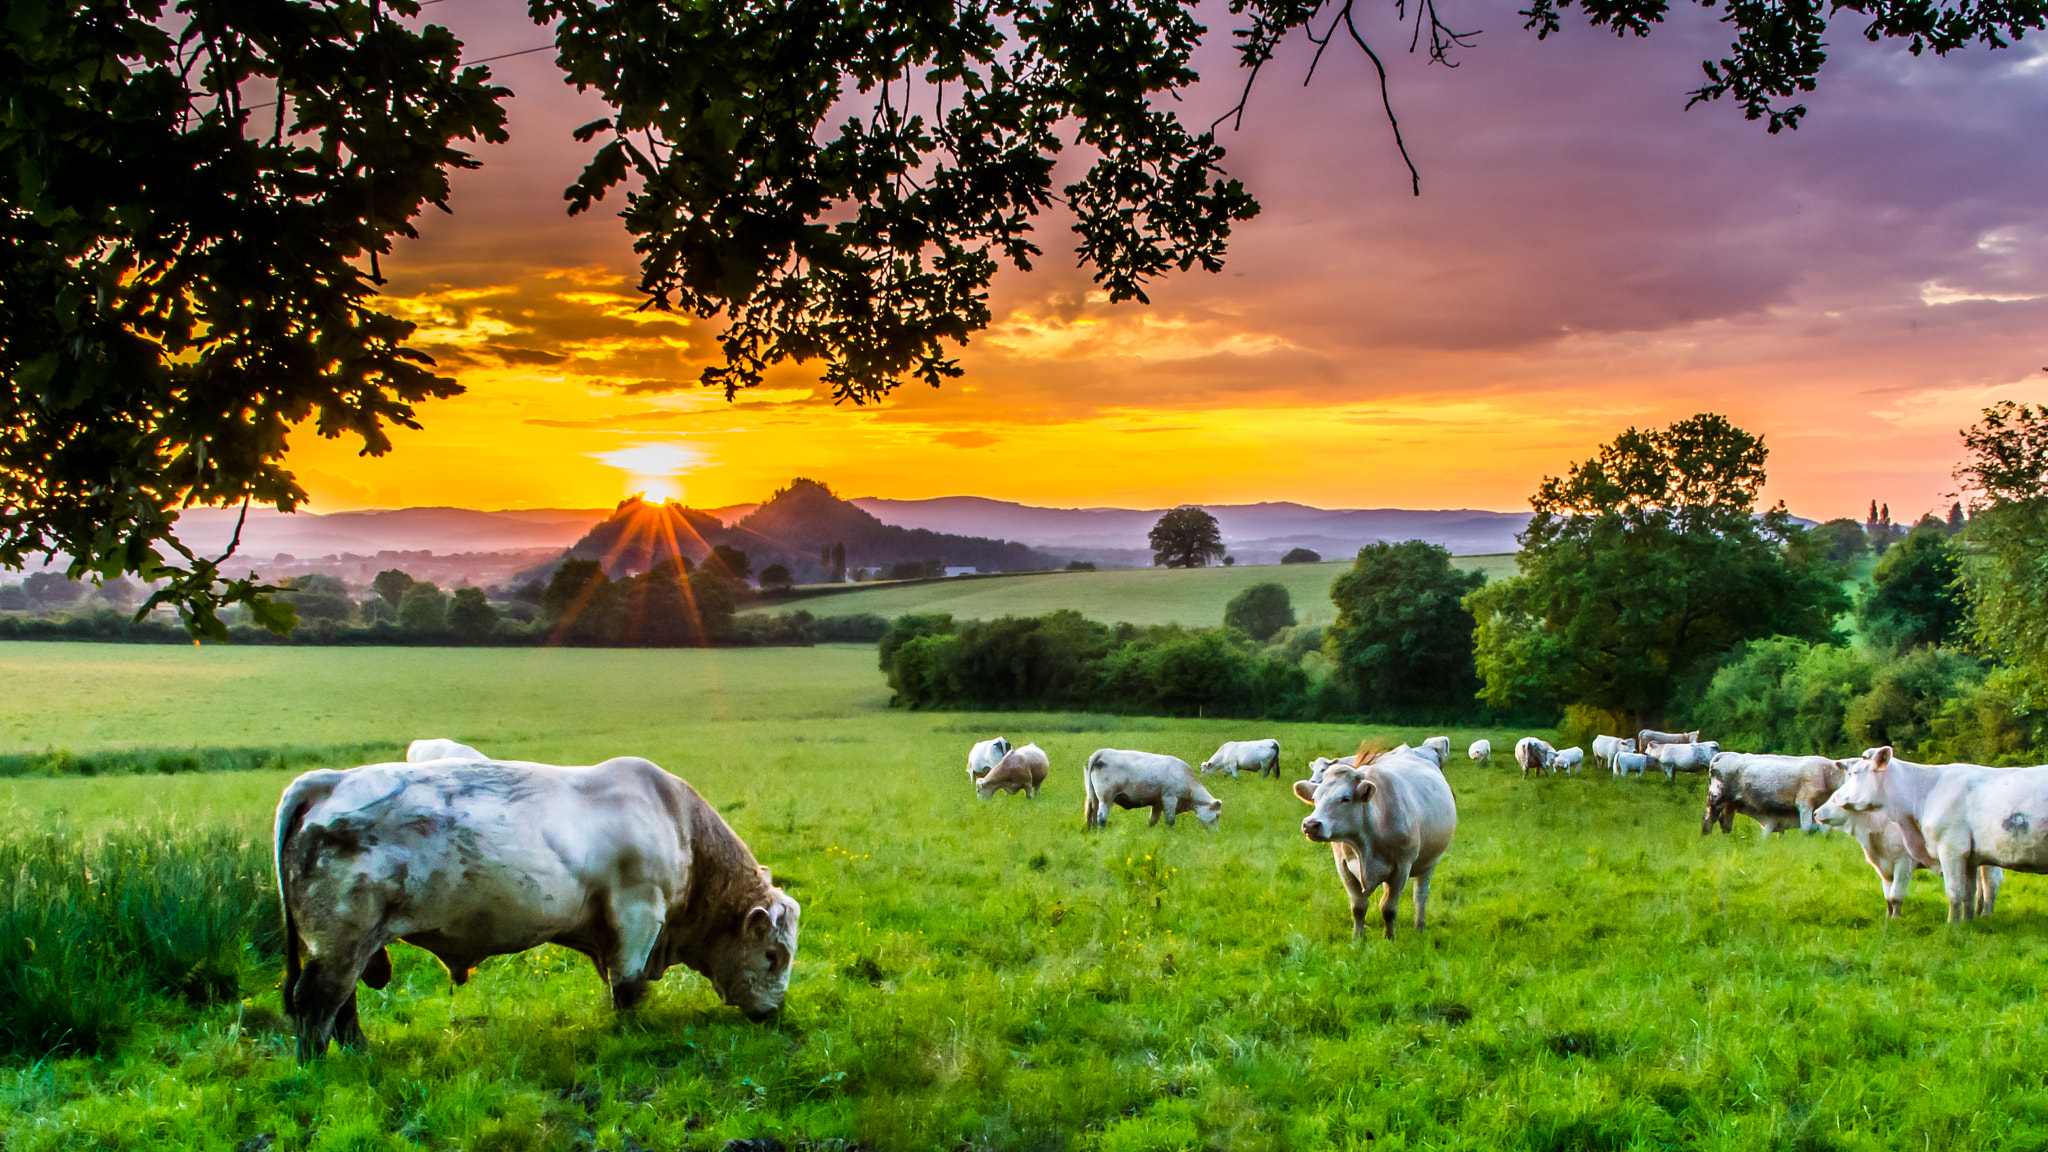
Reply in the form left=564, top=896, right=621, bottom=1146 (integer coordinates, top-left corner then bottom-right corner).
left=1194, top=794, right=1223, bottom=827
left=1296, top=768, right=1373, bottom=843
left=1814, top=765, right=1863, bottom=831
left=1827, top=747, right=1892, bottom=815
left=708, top=876, right=801, bottom=1021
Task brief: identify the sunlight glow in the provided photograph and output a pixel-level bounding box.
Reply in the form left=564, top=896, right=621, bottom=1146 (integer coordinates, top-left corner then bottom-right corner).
left=594, top=441, right=706, bottom=503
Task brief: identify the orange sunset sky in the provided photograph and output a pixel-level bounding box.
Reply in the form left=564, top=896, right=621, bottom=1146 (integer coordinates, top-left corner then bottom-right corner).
left=285, top=0, right=2048, bottom=521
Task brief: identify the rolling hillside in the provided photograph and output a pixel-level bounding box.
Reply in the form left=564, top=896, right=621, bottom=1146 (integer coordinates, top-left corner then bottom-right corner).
left=748, top=553, right=1518, bottom=628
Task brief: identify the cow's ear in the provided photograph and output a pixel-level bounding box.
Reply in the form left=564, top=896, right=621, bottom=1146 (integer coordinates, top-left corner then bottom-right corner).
left=1293, top=780, right=1317, bottom=804
left=757, top=864, right=773, bottom=886
left=1358, top=780, right=1377, bottom=804
left=745, top=905, right=772, bottom=937
left=1871, top=746, right=1893, bottom=771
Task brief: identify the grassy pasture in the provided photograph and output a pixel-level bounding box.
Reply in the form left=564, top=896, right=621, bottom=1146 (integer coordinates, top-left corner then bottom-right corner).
left=5, top=643, right=2048, bottom=1150
left=746, top=555, right=1520, bottom=628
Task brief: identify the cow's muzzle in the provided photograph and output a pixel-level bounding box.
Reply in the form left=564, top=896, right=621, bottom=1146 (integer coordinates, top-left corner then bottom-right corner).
left=1301, top=817, right=1329, bottom=843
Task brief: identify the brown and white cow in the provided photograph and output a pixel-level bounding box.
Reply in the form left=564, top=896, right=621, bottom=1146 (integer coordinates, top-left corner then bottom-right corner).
left=1295, top=745, right=1457, bottom=940
left=1822, top=745, right=2048, bottom=922
left=273, top=756, right=799, bottom=1058
left=1703, top=752, right=1845, bottom=835
left=977, top=743, right=1050, bottom=799
left=1083, top=749, right=1222, bottom=830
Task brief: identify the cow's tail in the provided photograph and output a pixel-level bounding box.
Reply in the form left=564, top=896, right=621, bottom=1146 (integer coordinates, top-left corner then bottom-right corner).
left=1082, top=752, right=1101, bottom=829
left=273, top=771, right=342, bottom=1016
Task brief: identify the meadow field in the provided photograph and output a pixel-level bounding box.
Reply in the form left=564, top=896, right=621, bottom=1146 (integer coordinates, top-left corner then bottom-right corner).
left=748, top=555, right=1520, bottom=629
left=5, top=641, right=2048, bottom=1151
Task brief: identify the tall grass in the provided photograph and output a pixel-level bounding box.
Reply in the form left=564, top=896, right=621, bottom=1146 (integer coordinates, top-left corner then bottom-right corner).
left=0, top=741, right=402, bottom=779
left=0, top=828, right=278, bottom=1054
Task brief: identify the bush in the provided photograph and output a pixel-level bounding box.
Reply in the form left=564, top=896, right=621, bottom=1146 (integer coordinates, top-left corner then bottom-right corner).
left=1224, top=582, right=1295, bottom=642
left=1065, top=560, right=1097, bottom=571
left=448, top=587, right=498, bottom=641
left=1688, top=638, right=1877, bottom=755
left=1280, top=548, right=1321, bottom=564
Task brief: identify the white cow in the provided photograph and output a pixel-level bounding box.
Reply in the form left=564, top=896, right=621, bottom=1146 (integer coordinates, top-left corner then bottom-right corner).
left=1591, top=735, right=1631, bottom=771
left=1553, top=746, right=1585, bottom=775
left=1419, top=736, right=1451, bottom=770
left=1514, top=737, right=1557, bottom=778
left=1201, top=739, right=1282, bottom=779
left=1468, top=739, right=1492, bottom=765
left=407, top=738, right=486, bottom=762
left=967, top=737, right=1013, bottom=779
left=1703, top=752, right=1843, bottom=835
left=1083, top=750, right=1222, bottom=830
left=1613, top=751, right=1652, bottom=778
left=1638, top=728, right=1701, bottom=751
left=1295, top=746, right=1457, bottom=940
left=1824, top=745, right=2048, bottom=922
left=1817, top=768, right=2004, bottom=919
left=1649, top=741, right=1720, bottom=778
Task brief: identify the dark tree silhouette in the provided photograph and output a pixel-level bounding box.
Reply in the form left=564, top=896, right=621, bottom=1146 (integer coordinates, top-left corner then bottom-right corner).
left=1149, top=508, right=1226, bottom=569
left=1224, top=582, right=1295, bottom=641
left=1281, top=548, right=1322, bottom=564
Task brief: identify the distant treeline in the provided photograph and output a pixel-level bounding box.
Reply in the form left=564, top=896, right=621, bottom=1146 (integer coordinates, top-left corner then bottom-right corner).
left=0, top=742, right=403, bottom=779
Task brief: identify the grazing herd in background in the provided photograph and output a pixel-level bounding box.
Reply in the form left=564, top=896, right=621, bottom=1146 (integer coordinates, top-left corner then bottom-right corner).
left=267, top=724, right=2048, bottom=1059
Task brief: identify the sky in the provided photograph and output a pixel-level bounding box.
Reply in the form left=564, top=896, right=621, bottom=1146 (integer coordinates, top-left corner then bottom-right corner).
left=283, top=0, right=2048, bottom=521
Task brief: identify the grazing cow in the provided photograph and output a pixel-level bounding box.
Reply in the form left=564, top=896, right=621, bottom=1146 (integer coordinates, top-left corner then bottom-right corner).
left=1591, top=735, right=1630, bottom=771
left=1817, top=769, right=2004, bottom=918
left=1468, top=739, right=1492, bottom=765
left=1514, top=737, right=1557, bottom=778
left=977, top=743, right=1050, bottom=799
left=1648, top=741, right=1720, bottom=778
left=1295, top=745, right=1457, bottom=941
left=1823, top=745, right=2048, bottom=922
left=1613, top=751, right=1651, bottom=778
left=1637, top=728, right=1701, bottom=752
left=1201, top=739, right=1282, bottom=779
left=1703, top=753, right=1843, bottom=836
left=1083, top=750, right=1222, bottom=830
left=1419, top=736, right=1451, bottom=770
left=407, top=738, right=486, bottom=762
left=1553, top=746, right=1585, bottom=775
left=273, top=755, right=800, bottom=1059
left=967, top=737, right=1013, bottom=779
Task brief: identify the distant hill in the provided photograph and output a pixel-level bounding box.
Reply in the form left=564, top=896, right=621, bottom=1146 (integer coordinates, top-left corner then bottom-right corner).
left=850, top=496, right=1531, bottom=563
left=537, top=480, right=1063, bottom=584
left=174, top=505, right=609, bottom=559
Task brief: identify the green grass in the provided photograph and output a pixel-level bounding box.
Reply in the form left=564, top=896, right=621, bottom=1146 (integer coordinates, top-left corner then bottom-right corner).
left=749, top=554, right=1519, bottom=628
left=6, top=642, right=2047, bottom=1150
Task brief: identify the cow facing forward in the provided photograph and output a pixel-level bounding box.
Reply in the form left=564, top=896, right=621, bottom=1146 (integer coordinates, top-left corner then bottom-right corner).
left=1703, top=753, right=1843, bottom=836
left=1295, top=745, right=1457, bottom=941
left=274, top=756, right=800, bottom=1058
left=1083, top=749, right=1221, bottom=830
left=977, top=743, right=1049, bottom=799
left=1201, top=739, right=1281, bottom=779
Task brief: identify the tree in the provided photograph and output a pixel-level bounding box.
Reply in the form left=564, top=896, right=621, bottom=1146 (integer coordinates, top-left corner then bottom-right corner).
left=0, top=585, right=29, bottom=611
left=1325, top=541, right=1485, bottom=716
left=96, top=576, right=138, bottom=609
left=759, top=563, right=794, bottom=591
left=1224, top=583, right=1296, bottom=642
left=373, top=570, right=417, bottom=609
left=709, top=545, right=752, bottom=584
left=1953, top=401, right=2048, bottom=709
left=397, top=582, right=448, bottom=633
left=23, top=572, right=84, bottom=604
left=1811, top=519, right=1870, bottom=564
left=542, top=558, right=622, bottom=644
left=13, top=0, right=2039, bottom=631
left=281, top=574, right=355, bottom=623
left=1948, top=502, right=1967, bottom=533
left=1149, top=507, right=1225, bottom=569
left=447, top=587, right=497, bottom=642
left=1467, top=414, right=1847, bottom=726
left=1856, top=522, right=1964, bottom=650
left=1281, top=548, right=1322, bottom=565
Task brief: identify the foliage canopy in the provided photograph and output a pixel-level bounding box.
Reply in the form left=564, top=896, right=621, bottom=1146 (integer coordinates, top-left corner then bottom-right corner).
left=1324, top=540, right=1485, bottom=717
left=1149, top=507, right=1225, bottom=569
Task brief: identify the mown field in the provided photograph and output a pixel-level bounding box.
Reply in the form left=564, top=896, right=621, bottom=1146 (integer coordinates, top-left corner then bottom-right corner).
left=749, top=555, right=1520, bottom=628
left=6, top=641, right=2048, bottom=1151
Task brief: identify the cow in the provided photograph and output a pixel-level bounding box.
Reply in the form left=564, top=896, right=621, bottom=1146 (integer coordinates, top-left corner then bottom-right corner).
left=1817, top=767, right=2004, bottom=919
left=967, top=737, right=1013, bottom=779
left=1822, top=745, right=2048, bottom=922
left=273, top=755, right=800, bottom=1059
left=1637, top=728, right=1701, bottom=752
left=1514, top=737, right=1557, bottom=778
left=1201, top=739, right=1282, bottom=779
left=1648, top=740, right=1720, bottom=778
left=1419, top=736, right=1451, bottom=770
left=977, top=743, right=1050, bottom=799
left=407, top=738, right=486, bottom=762
left=1468, top=739, right=1492, bottom=765
left=1083, top=749, right=1222, bottom=830
left=1294, top=745, right=1457, bottom=941
left=1703, top=752, right=1844, bottom=836
left=1553, top=746, right=1585, bottom=775
left=1591, top=735, right=1631, bottom=771
left=1308, top=754, right=1359, bottom=786
left=1614, top=751, right=1651, bottom=778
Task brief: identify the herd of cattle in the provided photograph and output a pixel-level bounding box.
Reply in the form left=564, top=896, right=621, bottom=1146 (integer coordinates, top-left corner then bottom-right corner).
left=270, top=730, right=2048, bottom=1059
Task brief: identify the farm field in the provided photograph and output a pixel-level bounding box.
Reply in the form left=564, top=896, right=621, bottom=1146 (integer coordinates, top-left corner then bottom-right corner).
left=749, top=553, right=1520, bottom=628
left=6, top=643, right=2048, bottom=1150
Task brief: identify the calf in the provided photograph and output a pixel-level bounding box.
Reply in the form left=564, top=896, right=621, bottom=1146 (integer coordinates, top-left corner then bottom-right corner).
left=1201, top=739, right=1282, bottom=779
left=1468, top=739, right=1492, bottom=765
left=1703, top=752, right=1843, bottom=835
left=1649, top=741, right=1720, bottom=778
left=1514, top=737, right=1557, bottom=778
left=967, top=737, right=1013, bottom=779
left=1613, top=751, right=1651, bottom=778
left=1553, top=746, right=1585, bottom=775
left=1295, top=746, right=1457, bottom=941
left=1083, top=750, right=1222, bottom=830
left=977, top=743, right=1050, bottom=799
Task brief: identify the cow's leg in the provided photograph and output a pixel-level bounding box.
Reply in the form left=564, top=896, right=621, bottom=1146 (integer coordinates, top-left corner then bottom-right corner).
left=292, top=946, right=378, bottom=1060
left=605, top=886, right=668, bottom=1010
left=1411, top=865, right=1435, bottom=931
left=1333, top=848, right=1369, bottom=941
left=1798, top=797, right=1820, bottom=834
left=1977, top=865, right=2003, bottom=917
left=1882, top=857, right=1911, bottom=918
left=1940, top=851, right=1976, bottom=923
left=1158, top=799, right=1174, bottom=827
left=1379, top=861, right=1413, bottom=941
